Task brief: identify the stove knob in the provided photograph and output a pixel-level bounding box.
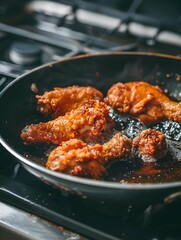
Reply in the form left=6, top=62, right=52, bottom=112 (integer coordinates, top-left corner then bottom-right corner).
left=9, top=41, right=42, bottom=66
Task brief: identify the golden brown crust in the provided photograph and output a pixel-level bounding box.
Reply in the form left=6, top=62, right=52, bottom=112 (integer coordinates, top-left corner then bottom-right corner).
left=36, top=85, right=103, bottom=118
left=132, top=129, right=167, bottom=161
left=46, top=139, right=106, bottom=179
left=21, top=100, right=113, bottom=145
left=20, top=83, right=175, bottom=180
left=104, top=81, right=181, bottom=124
left=46, top=132, right=132, bottom=179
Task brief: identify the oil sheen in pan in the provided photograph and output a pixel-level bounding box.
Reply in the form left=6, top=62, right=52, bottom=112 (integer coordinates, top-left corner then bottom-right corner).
left=24, top=124, right=181, bottom=184
left=106, top=153, right=181, bottom=184
left=23, top=78, right=181, bottom=184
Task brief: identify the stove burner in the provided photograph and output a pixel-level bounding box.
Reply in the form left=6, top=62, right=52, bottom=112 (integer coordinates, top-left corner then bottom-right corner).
left=9, top=41, right=42, bottom=66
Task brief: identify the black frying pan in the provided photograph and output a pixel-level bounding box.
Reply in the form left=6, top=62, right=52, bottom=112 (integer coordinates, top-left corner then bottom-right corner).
left=0, top=52, right=181, bottom=205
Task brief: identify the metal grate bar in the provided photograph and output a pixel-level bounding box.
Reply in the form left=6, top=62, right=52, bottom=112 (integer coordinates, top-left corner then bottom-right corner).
left=0, top=23, right=80, bottom=52
left=0, top=175, right=121, bottom=240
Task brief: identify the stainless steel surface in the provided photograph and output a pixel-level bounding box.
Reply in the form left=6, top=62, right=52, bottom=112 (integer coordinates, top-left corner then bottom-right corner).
left=0, top=202, right=85, bottom=240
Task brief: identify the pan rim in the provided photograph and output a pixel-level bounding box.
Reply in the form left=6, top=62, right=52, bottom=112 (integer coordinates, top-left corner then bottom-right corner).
left=1, top=51, right=181, bottom=190
left=0, top=51, right=181, bottom=96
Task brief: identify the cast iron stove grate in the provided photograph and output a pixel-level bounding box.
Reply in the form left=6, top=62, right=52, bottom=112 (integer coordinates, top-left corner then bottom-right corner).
left=0, top=146, right=181, bottom=240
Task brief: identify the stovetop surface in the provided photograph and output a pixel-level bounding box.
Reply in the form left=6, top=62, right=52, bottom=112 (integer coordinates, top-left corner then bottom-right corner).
left=0, top=1, right=181, bottom=239
left=1, top=145, right=181, bottom=240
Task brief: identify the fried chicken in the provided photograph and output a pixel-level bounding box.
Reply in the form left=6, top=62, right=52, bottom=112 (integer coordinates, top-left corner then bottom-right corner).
left=21, top=100, right=113, bottom=145
left=46, top=132, right=132, bottom=179
left=132, top=129, right=167, bottom=162
left=37, top=85, right=103, bottom=118
left=104, top=81, right=181, bottom=124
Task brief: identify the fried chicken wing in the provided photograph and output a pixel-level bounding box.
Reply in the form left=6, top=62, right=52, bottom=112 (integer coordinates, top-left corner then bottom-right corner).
left=132, top=129, right=167, bottom=162
left=104, top=81, right=181, bottom=124
left=37, top=85, right=103, bottom=118
left=46, top=132, right=132, bottom=179
left=21, top=100, right=112, bottom=145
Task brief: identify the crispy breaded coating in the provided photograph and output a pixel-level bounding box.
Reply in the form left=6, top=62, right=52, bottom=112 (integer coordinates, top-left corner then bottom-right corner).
left=21, top=100, right=112, bottom=145
left=37, top=85, right=103, bottom=118
left=46, top=132, right=132, bottom=179
left=132, top=129, right=167, bottom=162
left=104, top=81, right=181, bottom=124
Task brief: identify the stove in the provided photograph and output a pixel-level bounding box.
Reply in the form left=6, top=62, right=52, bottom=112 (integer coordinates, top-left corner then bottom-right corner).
left=0, top=1, right=181, bottom=239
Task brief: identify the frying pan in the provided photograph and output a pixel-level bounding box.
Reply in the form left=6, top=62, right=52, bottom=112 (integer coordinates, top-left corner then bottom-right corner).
left=0, top=52, right=181, bottom=205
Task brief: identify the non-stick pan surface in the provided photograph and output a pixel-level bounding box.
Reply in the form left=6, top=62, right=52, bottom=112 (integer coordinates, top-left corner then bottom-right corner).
left=0, top=52, right=181, bottom=205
